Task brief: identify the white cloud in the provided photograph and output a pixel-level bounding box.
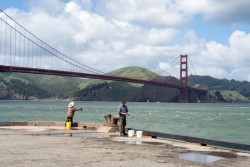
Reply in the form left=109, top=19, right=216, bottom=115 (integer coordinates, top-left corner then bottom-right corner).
left=29, top=0, right=66, bottom=16
left=99, top=0, right=192, bottom=26
left=146, top=28, right=180, bottom=45
left=176, top=0, right=208, bottom=14
left=202, top=0, right=250, bottom=24
left=229, top=30, right=250, bottom=56
left=98, top=0, right=250, bottom=26
left=188, top=30, right=250, bottom=81
left=175, top=0, right=250, bottom=24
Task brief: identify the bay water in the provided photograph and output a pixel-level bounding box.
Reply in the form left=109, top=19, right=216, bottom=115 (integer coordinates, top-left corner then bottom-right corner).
left=0, top=100, right=249, bottom=145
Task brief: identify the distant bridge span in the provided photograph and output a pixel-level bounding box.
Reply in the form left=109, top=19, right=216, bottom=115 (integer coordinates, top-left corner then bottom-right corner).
left=0, top=65, right=207, bottom=94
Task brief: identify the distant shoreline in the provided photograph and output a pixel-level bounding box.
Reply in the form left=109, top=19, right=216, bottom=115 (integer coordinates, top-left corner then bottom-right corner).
left=1, top=99, right=250, bottom=103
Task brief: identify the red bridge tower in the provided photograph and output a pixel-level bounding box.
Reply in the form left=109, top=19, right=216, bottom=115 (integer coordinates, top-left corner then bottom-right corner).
left=180, top=54, right=188, bottom=102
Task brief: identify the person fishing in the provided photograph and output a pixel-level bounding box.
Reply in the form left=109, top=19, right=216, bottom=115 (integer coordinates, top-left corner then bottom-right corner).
left=118, top=99, right=129, bottom=135
left=66, top=102, right=82, bottom=123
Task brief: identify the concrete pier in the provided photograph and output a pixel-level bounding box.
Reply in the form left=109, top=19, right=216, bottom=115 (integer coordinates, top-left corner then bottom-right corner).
left=0, top=121, right=101, bottom=130
left=0, top=121, right=250, bottom=167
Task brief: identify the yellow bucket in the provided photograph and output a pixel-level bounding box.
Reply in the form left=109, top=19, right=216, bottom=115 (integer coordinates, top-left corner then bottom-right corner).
left=66, top=122, right=72, bottom=130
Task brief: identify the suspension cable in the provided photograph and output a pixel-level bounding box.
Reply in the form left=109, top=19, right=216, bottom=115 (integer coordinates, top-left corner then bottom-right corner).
left=0, top=9, right=105, bottom=74
left=0, top=17, right=101, bottom=74
left=154, top=55, right=179, bottom=75
left=157, top=60, right=179, bottom=75
left=188, top=57, right=198, bottom=76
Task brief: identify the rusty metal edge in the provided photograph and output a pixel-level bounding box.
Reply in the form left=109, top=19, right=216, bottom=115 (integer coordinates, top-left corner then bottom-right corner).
left=128, top=128, right=250, bottom=151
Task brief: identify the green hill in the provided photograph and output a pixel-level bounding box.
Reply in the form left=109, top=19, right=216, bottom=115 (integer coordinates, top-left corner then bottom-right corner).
left=0, top=76, right=48, bottom=100
left=189, top=75, right=250, bottom=99
left=108, top=66, right=157, bottom=79
left=75, top=66, right=157, bottom=101
left=220, top=91, right=250, bottom=103
left=18, top=73, right=81, bottom=98
left=132, top=76, right=180, bottom=102
left=0, top=73, right=81, bottom=99
left=0, top=67, right=250, bottom=102
left=78, top=66, right=157, bottom=89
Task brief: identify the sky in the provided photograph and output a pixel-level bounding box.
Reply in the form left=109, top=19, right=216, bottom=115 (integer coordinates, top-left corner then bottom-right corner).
left=1, top=0, right=250, bottom=81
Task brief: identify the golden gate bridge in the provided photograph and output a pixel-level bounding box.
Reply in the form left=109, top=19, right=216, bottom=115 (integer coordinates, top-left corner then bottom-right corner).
left=0, top=9, right=207, bottom=102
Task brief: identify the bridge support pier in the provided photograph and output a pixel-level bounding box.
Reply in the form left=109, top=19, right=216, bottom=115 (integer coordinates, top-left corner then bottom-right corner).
left=180, top=54, right=188, bottom=102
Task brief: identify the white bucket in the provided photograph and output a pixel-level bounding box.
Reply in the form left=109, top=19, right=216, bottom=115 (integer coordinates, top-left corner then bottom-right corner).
left=136, top=131, right=143, bottom=138
left=128, top=130, right=135, bottom=137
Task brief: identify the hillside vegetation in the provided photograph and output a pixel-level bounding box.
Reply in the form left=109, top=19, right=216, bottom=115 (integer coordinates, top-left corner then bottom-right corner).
left=189, top=75, right=250, bottom=98
left=0, top=67, right=249, bottom=102
left=76, top=66, right=158, bottom=101
left=220, top=91, right=249, bottom=103
left=0, top=73, right=81, bottom=99
left=78, top=66, right=157, bottom=89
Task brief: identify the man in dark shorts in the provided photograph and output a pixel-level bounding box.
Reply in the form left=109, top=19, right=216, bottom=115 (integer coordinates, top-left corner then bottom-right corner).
left=118, top=99, right=129, bottom=135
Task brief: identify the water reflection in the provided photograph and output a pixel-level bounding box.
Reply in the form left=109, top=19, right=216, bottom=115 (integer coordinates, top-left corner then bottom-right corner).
left=124, top=141, right=165, bottom=146
left=178, top=152, right=224, bottom=164
left=66, top=133, right=72, bottom=137
left=125, top=141, right=144, bottom=145
left=62, top=132, right=102, bottom=138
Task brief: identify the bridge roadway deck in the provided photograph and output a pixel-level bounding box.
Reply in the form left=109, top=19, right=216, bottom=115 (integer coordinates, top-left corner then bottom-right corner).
left=0, top=65, right=207, bottom=93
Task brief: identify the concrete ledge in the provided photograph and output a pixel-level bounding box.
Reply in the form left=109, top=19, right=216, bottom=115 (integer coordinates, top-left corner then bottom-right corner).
left=97, top=126, right=119, bottom=133
left=54, top=122, right=65, bottom=127
left=129, top=128, right=250, bottom=152
left=80, top=122, right=102, bottom=130
left=0, top=121, right=102, bottom=130
left=11, top=122, right=28, bottom=126
left=0, top=122, right=11, bottom=126
left=34, top=122, right=56, bottom=126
